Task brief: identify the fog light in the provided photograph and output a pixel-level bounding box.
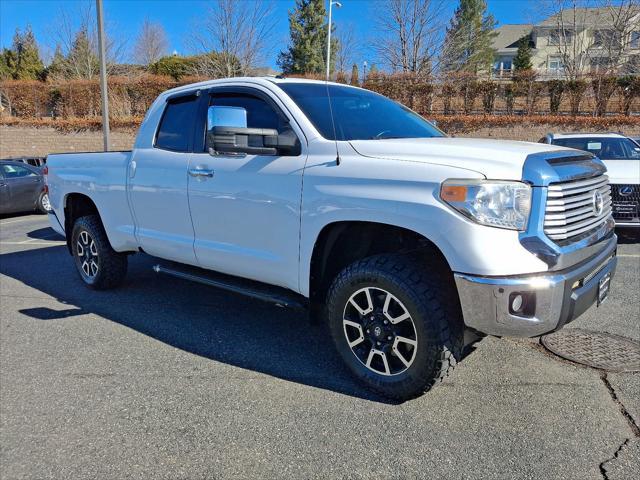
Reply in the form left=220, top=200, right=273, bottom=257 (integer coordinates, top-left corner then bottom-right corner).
left=511, top=294, right=523, bottom=312
left=508, top=292, right=536, bottom=317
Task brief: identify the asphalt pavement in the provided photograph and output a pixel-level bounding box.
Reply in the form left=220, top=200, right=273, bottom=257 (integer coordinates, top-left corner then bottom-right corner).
left=1, top=214, right=639, bottom=479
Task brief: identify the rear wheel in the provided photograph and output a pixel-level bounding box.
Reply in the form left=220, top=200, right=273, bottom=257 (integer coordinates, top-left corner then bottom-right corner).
left=326, top=254, right=463, bottom=401
left=71, top=215, right=127, bottom=290
left=37, top=191, right=51, bottom=213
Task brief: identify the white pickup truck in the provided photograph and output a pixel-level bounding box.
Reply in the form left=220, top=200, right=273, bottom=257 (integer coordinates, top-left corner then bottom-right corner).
left=46, top=78, right=617, bottom=400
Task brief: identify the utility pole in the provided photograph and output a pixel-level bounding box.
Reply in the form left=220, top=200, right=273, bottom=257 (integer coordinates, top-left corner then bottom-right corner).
left=325, top=1, right=342, bottom=80
left=96, top=0, right=110, bottom=151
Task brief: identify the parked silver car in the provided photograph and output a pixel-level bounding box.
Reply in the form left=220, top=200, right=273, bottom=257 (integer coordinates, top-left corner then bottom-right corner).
left=0, top=160, right=50, bottom=215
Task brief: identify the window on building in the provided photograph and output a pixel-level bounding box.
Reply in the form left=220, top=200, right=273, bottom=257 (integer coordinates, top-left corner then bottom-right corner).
left=548, top=56, right=564, bottom=72
left=549, top=29, right=572, bottom=46
left=590, top=57, right=611, bottom=72
left=631, top=31, right=640, bottom=49
left=593, top=30, right=622, bottom=49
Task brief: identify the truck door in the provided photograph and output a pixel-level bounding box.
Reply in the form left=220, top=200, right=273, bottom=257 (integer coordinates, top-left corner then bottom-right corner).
left=128, top=93, right=199, bottom=265
left=187, top=87, right=306, bottom=291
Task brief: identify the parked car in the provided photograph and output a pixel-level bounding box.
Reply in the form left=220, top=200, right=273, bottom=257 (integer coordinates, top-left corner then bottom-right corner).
left=0, top=160, right=50, bottom=215
left=540, top=133, right=640, bottom=227
left=45, top=78, right=617, bottom=400
left=2, top=156, right=47, bottom=167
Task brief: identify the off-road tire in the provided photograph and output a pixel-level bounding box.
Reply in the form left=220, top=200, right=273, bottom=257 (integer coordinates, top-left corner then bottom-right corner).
left=326, top=254, right=463, bottom=401
left=71, top=215, right=127, bottom=290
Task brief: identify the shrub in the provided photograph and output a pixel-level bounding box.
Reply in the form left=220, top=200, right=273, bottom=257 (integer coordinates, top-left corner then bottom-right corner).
left=479, top=81, right=499, bottom=114
left=617, top=76, right=640, bottom=116
left=565, top=79, right=588, bottom=116
left=547, top=80, right=565, bottom=113
left=591, top=76, right=619, bottom=117
left=0, top=80, right=51, bottom=117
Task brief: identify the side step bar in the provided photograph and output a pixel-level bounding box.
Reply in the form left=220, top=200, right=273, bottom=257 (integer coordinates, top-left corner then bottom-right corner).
left=152, top=264, right=307, bottom=309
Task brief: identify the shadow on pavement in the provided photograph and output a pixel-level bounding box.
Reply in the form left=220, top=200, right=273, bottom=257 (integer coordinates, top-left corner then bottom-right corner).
left=1, top=241, right=398, bottom=404
left=26, top=227, right=65, bottom=240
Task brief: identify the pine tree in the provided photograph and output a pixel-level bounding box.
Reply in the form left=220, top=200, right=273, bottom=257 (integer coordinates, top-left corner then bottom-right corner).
left=0, top=49, right=14, bottom=80
left=46, top=44, right=67, bottom=79
left=67, top=28, right=99, bottom=79
left=6, top=26, right=45, bottom=80
left=512, top=35, right=533, bottom=72
left=277, top=0, right=337, bottom=75
left=441, top=0, right=497, bottom=75
left=350, top=63, right=359, bottom=85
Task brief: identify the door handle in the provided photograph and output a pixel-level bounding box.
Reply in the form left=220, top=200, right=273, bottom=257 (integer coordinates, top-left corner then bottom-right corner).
left=188, top=168, right=214, bottom=178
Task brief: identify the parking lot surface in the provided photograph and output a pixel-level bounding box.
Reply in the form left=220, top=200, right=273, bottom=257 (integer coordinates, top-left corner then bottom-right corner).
left=1, top=214, right=639, bottom=479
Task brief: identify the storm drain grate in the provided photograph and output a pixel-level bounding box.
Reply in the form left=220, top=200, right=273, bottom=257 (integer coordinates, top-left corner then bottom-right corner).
left=541, top=328, right=640, bottom=372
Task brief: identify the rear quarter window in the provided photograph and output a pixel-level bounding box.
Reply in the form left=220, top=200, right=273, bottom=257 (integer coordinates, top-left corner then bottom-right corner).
left=155, top=95, right=199, bottom=152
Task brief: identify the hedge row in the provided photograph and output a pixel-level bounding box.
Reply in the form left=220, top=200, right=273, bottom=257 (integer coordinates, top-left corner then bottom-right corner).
left=1, top=73, right=639, bottom=120
left=2, top=114, right=638, bottom=135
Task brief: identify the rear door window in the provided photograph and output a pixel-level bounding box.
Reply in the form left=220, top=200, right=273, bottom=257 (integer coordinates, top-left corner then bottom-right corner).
left=155, top=94, right=199, bottom=152
left=2, top=164, right=37, bottom=178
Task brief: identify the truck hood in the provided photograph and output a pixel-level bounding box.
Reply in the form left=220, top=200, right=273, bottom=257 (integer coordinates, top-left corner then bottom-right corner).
left=349, top=137, right=571, bottom=183
left=600, top=159, right=640, bottom=185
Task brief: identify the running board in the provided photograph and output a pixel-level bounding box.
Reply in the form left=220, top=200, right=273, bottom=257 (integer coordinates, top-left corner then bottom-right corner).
left=152, top=264, right=306, bottom=309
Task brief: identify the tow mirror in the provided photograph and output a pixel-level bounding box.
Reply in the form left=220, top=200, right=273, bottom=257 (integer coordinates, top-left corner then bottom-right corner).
left=206, top=105, right=300, bottom=156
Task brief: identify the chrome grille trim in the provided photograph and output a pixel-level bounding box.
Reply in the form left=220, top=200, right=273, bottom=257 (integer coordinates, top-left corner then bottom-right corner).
left=544, top=175, right=612, bottom=241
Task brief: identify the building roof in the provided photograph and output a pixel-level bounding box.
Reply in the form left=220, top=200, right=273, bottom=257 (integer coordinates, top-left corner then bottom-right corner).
left=492, top=24, right=533, bottom=52
left=538, top=6, right=640, bottom=28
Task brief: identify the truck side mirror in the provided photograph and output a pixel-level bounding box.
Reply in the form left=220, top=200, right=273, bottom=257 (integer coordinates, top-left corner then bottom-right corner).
left=206, top=105, right=300, bottom=157
left=207, top=126, right=279, bottom=156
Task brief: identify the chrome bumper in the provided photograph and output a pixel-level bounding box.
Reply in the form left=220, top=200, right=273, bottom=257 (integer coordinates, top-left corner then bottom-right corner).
left=454, top=235, right=617, bottom=337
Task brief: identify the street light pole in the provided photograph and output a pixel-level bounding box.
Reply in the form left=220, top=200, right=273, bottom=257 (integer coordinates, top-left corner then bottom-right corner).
left=96, top=0, right=110, bottom=151
left=325, top=1, right=342, bottom=80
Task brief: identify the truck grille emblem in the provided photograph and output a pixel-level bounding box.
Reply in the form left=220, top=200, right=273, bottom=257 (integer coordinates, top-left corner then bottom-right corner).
left=592, top=190, right=604, bottom=216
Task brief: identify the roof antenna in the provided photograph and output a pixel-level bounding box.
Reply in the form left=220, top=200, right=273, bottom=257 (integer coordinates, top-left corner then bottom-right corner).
left=325, top=82, right=341, bottom=166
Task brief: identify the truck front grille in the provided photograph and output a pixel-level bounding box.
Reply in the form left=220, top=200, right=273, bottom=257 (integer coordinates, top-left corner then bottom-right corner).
left=544, top=175, right=612, bottom=241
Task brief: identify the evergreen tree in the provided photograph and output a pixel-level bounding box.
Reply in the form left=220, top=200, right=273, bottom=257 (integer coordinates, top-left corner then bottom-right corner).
left=277, top=0, right=337, bottom=75
left=6, top=26, right=45, bottom=80
left=512, top=35, right=533, bottom=72
left=0, top=49, right=14, bottom=80
left=46, top=44, right=67, bottom=79
left=350, top=63, right=359, bottom=85
left=441, top=0, right=497, bottom=75
left=66, top=28, right=99, bottom=79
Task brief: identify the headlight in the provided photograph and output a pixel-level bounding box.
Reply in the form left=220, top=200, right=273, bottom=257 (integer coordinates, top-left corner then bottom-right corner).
left=440, top=180, right=531, bottom=231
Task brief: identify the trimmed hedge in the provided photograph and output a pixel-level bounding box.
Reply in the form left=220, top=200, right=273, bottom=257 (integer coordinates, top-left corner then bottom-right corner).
left=2, top=114, right=638, bottom=136
left=1, top=73, right=639, bottom=122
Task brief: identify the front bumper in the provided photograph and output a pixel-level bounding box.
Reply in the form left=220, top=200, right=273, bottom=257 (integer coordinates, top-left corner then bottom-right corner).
left=454, top=234, right=617, bottom=337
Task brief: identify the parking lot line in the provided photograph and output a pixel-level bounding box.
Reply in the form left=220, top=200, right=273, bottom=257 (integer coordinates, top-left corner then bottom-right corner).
left=1, top=241, right=64, bottom=246
left=617, top=254, right=640, bottom=258
left=0, top=217, right=40, bottom=225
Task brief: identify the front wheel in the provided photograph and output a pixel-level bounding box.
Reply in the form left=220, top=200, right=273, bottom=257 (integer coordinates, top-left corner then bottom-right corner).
left=326, top=254, right=463, bottom=401
left=71, top=215, right=127, bottom=290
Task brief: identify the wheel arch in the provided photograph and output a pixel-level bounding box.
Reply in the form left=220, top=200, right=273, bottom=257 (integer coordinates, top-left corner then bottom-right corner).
left=63, top=193, right=101, bottom=255
left=308, top=220, right=454, bottom=311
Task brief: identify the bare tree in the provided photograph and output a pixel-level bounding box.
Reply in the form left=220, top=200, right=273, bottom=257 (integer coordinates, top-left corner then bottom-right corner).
left=189, top=0, right=277, bottom=77
left=47, top=3, right=127, bottom=79
left=133, top=18, right=168, bottom=66
left=373, top=0, right=447, bottom=74
left=335, top=24, right=361, bottom=75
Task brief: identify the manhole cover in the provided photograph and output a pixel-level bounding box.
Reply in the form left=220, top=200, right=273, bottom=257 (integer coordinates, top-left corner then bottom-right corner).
left=541, top=329, right=640, bottom=372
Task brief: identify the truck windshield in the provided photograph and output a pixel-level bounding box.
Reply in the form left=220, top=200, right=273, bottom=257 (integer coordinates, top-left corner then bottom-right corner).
left=279, top=82, right=444, bottom=141
left=552, top=137, right=640, bottom=160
